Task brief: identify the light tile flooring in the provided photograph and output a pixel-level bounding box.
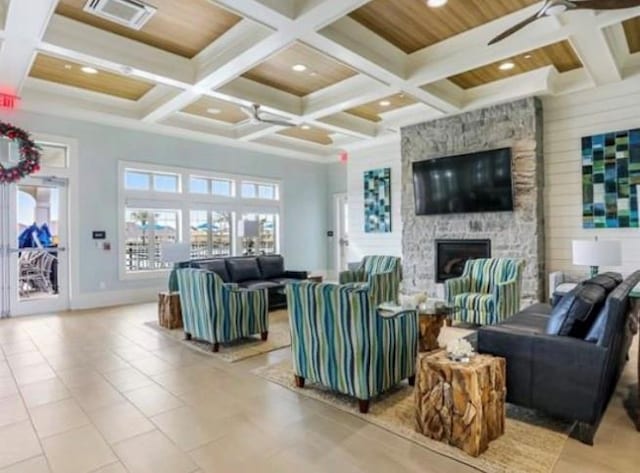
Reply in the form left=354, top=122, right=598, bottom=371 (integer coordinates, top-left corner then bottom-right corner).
left=0, top=303, right=637, bottom=473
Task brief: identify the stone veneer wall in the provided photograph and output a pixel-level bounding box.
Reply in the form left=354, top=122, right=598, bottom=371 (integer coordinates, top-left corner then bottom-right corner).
left=401, top=97, right=545, bottom=303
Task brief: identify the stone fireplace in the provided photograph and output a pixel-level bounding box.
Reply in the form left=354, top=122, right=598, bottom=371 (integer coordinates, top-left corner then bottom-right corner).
left=435, top=239, right=491, bottom=283
left=401, top=97, right=544, bottom=303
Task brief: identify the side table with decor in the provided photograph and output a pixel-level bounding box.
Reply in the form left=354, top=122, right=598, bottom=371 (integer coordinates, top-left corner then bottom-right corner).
left=158, top=291, right=183, bottom=329
left=415, top=350, right=506, bottom=457
left=417, top=305, right=452, bottom=352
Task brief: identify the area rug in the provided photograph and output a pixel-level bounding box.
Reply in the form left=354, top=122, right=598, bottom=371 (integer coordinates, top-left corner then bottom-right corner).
left=145, top=310, right=291, bottom=363
left=254, top=359, right=572, bottom=473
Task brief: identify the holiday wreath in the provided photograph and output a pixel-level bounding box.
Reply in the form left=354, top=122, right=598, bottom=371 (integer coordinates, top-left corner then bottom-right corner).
left=0, top=121, right=41, bottom=183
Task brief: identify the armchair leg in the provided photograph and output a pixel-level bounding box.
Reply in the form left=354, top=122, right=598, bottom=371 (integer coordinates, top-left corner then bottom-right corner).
left=261, top=331, right=269, bottom=341
left=212, top=342, right=220, bottom=353
left=570, top=421, right=597, bottom=446
left=408, top=375, right=416, bottom=387
left=358, top=399, right=370, bottom=414
left=294, top=375, right=305, bottom=388
left=185, top=333, right=192, bottom=341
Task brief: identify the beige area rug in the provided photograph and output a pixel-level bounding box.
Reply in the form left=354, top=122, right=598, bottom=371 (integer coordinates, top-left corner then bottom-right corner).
left=145, top=310, right=291, bottom=362
left=254, top=359, right=572, bottom=473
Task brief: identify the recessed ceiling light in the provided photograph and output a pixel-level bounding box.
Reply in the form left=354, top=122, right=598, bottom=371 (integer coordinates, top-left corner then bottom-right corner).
left=301, top=125, right=311, bottom=130
left=524, top=54, right=532, bottom=59
left=426, top=0, right=448, bottom=7
left=292, top=64, right=307, bottom=72
left=379, top=100, right=391, bottom=107
left=63, top=64, right=72, bottom=70
left=207, top=108, right=221, bottom=115
left=81, top=66, right=98, bottom=74
left=499, top=61, right=515, bottom=71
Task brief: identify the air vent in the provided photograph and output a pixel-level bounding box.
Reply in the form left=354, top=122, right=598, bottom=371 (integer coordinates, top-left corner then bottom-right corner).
left=84, top=0, right=157, bottom=30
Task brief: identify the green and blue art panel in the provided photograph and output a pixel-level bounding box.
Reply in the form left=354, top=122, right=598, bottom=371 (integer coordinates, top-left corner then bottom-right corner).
left=582, top=128, right=640, bottom=228
left=364, top=167, right=392, bottom=233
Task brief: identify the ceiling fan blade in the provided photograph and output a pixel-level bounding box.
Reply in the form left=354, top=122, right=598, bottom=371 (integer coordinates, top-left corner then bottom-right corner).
left=488, top=11, right=544, bottom=45
left=572, top=0, right=640, bottom=9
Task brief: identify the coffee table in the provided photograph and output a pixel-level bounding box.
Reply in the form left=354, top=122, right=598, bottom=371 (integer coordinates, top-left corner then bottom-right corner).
left=415, top=351, right=506, bottom=457
left=417, top=306, right=452, bottom=352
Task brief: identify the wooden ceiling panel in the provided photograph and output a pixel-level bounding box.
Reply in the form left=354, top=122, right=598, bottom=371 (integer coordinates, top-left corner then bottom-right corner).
left=181, top=96, right=248, bottom=124
left=623, top=17, right=640, bottom=54
left=346, top=93, right=417, bottom=122
left=242, top=43, right=357, bottom=97
left=349, top=0, right=539, bottom=54
left=56, top=0, right=242, bottom=58
left=446, top=40, right=583, bottom=90
left=29, top=54, right=154, bottom=100
left=278, top=125, right=333, bottom=145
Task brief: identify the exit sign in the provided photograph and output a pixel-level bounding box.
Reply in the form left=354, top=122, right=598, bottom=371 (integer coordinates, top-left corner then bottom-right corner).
left=0, top=94, right=18, bottom=109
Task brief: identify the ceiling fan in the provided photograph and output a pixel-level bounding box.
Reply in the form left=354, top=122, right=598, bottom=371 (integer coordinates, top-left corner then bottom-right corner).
left=241, top=104, right=295, bottom=127
left=489, top=0, right=640, bottom=45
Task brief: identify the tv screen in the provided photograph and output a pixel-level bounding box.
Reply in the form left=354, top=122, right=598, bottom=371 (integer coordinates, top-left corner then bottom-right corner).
left=412, top=148, right=513, bottom=216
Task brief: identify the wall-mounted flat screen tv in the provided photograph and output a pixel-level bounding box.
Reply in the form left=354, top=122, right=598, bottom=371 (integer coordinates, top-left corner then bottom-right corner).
left=412, top=148, right=513, bottom=215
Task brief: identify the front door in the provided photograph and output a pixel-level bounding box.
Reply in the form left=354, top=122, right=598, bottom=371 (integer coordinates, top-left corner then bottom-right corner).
left=335, top=193, right=349, bottom=272
left=1, top=176, right=70, bottom=316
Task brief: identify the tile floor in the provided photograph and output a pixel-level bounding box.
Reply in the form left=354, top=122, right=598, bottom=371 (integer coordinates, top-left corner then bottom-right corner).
left=0, top=303, right=638, bottom=473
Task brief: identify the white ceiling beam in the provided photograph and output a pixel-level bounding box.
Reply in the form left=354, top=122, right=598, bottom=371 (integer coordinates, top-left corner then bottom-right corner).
left=317, top=112, right=378, bottom=139
left=41, top=15, right=194, bottom=89
left=144, top=0, right=371, bottom=123
left=0, top=0, right=57, bottom=94
left=237, top=123, right=289, bottom=142
left=215, top=77, right=303, bottom=116
left=406, top=5, right=640, bottom=87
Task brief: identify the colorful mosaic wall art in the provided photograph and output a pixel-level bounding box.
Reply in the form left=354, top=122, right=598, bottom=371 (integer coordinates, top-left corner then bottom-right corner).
left=582, top=128, right=640, bottom=228
left=364, top=167, right=392, bottom=233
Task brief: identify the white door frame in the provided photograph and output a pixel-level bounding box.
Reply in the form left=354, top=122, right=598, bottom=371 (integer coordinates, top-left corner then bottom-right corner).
left=333, top=193, right=349, bottom=274
left=0, top=133, right=78, bottom=317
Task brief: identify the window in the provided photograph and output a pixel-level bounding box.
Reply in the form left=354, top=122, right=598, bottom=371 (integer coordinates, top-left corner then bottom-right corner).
left=125, top=169, right=180, bottom=192
left=120, top=162, right=281, bottom=279
left=240, top=213, right=278, bottom=255
left=38, top=143, right=68, bottom=168
left=241, top=181, right=278, bottom=200
left=189, top=177, right=208, bottom=194
left=153, top=173, right=179, bottom=193
left=124, top=208, right=180, bottom=272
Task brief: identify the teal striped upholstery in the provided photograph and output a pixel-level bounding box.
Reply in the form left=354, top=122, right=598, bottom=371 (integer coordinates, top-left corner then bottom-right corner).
left=287, top=280, right=418, bottom=406
left=339, top=255, right=402, bottom=304
left=444, top=258, right=525, bottom=325
left=176, top=268, right=268, bottom=346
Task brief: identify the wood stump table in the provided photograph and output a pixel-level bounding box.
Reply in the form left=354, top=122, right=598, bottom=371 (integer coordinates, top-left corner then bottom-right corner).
left=418, top=307, right=451, bottom=352
left=158, top=291, right=183, bottom=329
left=415, top=351, right=506, bottom=457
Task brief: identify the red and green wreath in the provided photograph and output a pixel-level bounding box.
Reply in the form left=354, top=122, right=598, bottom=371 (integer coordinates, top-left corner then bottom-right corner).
left=0, top=121, right=41, bottom=184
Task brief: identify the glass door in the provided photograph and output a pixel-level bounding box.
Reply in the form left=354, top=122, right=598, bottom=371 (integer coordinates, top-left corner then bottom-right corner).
left=0, top=176, right=69, bottom=316
left=335, top=193, right=349, bottom=272
left=238, top=212, right=279, bottom=256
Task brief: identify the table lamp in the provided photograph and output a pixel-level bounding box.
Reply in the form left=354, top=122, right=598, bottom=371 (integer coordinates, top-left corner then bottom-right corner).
left=572, top=238, right=621, bottom=278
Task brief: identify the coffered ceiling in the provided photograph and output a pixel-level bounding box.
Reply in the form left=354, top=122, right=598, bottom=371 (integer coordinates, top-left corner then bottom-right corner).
left=1, top=0, right=639, bottom=161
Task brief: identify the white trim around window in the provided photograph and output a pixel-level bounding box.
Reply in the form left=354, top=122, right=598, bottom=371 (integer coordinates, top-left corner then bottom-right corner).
left=117, top=161, right=284, bottom=281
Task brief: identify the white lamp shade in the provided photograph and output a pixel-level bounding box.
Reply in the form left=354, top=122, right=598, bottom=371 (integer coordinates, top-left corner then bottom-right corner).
left=572, top=240, right=622, bottom=267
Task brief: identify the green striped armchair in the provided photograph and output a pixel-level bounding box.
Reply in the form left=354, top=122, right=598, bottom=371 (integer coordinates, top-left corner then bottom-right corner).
left=286, top=280, right=418, bottom=413
left=445, top=258, right=525, bottom=326
left=339, top=255, right=402, bottom=305
left=176, top=268, right=269, bottom=352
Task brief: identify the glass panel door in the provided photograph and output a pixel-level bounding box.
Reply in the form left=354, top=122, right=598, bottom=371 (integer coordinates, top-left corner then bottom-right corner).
left=4, top=176, right=70, bottom=316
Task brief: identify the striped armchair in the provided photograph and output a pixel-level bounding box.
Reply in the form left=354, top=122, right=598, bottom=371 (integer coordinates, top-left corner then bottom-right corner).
left=286, top=280, right=418, bottom=413
left=339, top=255, right=402, bottom=305
left=445, top=258, right=525, bottom=326
left=176, top=268, right=269, bottom=352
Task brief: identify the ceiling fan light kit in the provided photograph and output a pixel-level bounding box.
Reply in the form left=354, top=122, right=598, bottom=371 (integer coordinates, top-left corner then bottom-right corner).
left=489, top=0, right=640, bottom=45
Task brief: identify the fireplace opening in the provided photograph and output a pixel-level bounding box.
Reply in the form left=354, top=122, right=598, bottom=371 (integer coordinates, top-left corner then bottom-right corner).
left=435, top=239, right=491, bottom=283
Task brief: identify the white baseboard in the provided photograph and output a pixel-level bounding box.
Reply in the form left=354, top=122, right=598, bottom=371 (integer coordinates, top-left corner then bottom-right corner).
left=71, top=286, right=162, bottom=311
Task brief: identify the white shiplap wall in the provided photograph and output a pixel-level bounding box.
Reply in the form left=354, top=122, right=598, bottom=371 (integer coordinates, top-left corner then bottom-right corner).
left=346, top=140, right=402, bottom=263
left=542, top=76, right=640, bottom=278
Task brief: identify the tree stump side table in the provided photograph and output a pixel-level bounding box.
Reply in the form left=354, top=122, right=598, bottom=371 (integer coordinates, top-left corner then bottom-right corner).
left=415, top=351, right=506, bottom=457
left=158, top=291, right=183, bottom=329
left=418, top=306, right=451, bottom=352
